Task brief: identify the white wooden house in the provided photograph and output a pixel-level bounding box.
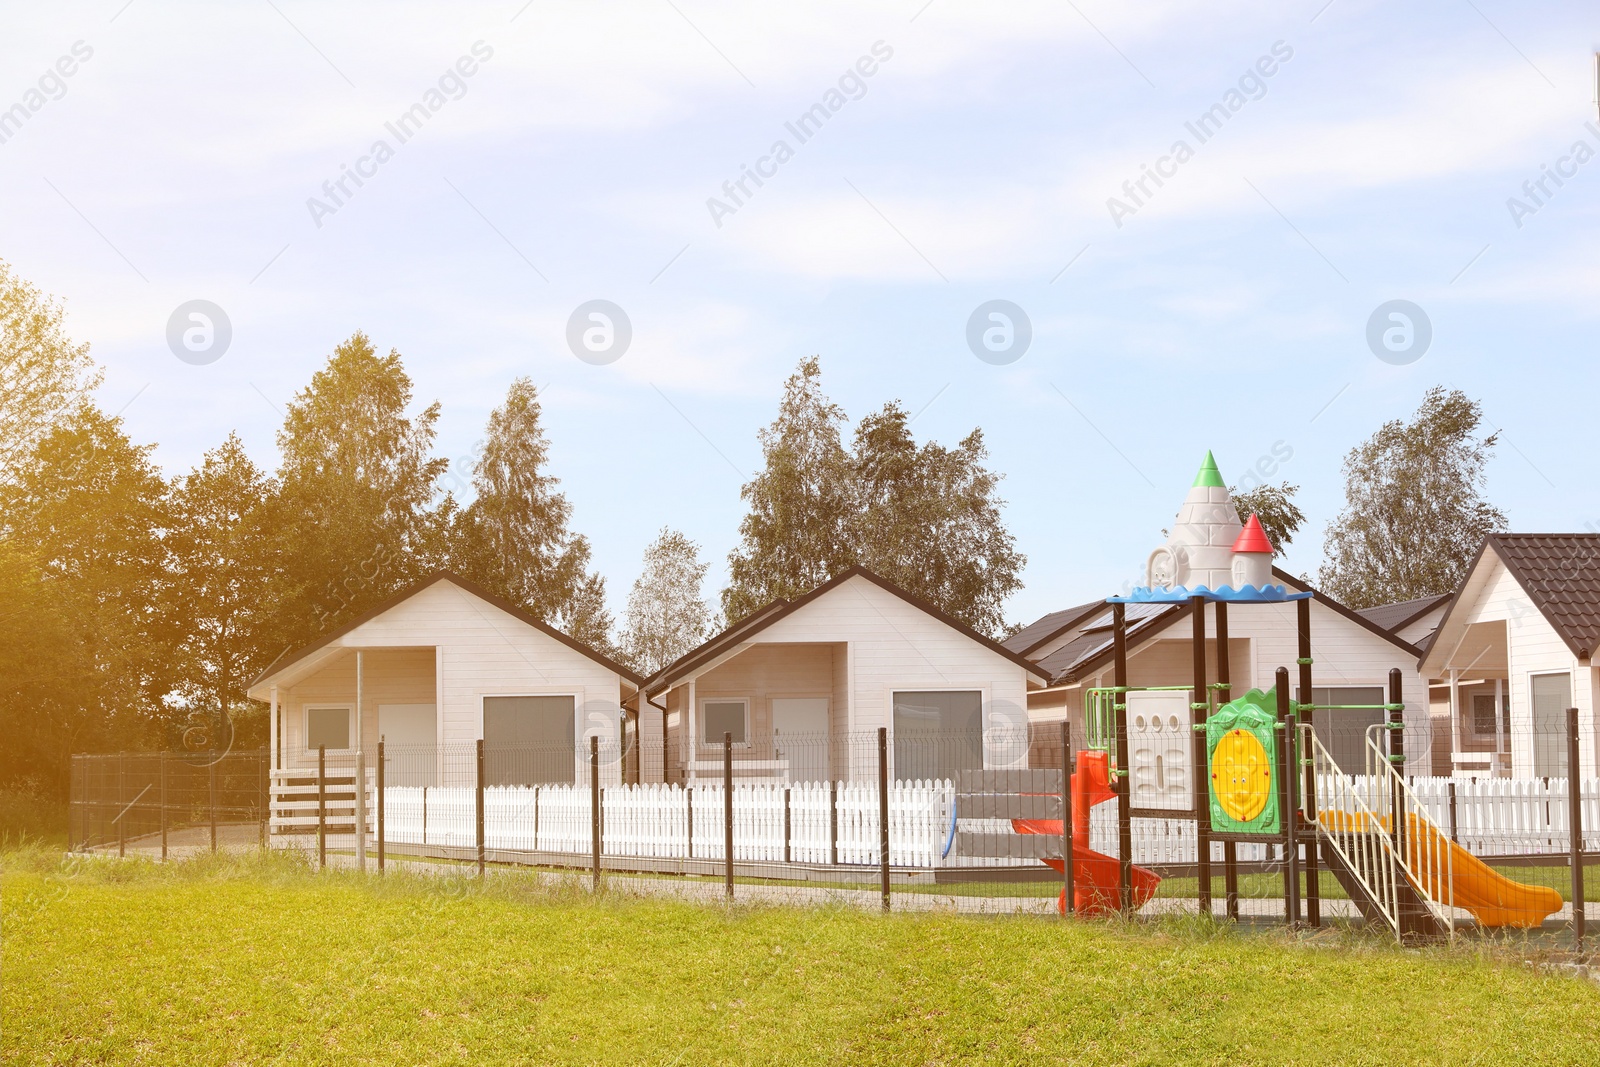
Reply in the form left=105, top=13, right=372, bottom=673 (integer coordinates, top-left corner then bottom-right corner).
left=629, top=567, right=1050, bottom=785
left=246, top=572, right=644, bottom=788
left=1416, top=534, right=1600, bottom=779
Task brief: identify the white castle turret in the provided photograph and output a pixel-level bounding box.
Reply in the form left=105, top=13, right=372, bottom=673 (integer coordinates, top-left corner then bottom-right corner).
left=1145, top=451, right=1243, bottom=593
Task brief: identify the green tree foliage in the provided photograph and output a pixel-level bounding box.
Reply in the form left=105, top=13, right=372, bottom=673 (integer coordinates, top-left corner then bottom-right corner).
left=1229, top=481, right=1304, bottom=556
left=0, top=259, right=101, bottom=485
left=723, top=358, right=1025, bottom=636
left=722, top=357, right=853, bottom=625
left=1318, top=387, right=1507, bottom=608
left=264, top=333, right=447, bottom=647
left=163, top=434, right=277, bottom=752
left=621, top=528, right=713, bottom=675
left=849, top=403, right=1023, bottom=637
left=0, top=407, right=172, bottom=794
left=451, top=377, right=614, bottom=651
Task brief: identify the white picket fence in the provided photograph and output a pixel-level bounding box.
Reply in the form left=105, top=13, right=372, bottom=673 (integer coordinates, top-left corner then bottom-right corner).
left=381, top=780, right=952, bottom=866
left=375, top=774, right=1600, bottom=870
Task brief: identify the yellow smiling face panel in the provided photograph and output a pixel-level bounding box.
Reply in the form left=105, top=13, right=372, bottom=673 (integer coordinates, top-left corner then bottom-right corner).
left=1211, top=728, right=1271, bottom=823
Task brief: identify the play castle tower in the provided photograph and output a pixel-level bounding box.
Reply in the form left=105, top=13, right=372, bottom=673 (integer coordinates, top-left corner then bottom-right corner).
left=1138, top=452, right=1278, bottom=596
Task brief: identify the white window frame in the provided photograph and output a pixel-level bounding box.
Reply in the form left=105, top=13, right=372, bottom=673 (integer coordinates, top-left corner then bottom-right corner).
left=302, top=704, right=354, bottom=756
left=1469, top=690, right=1508, bottom=738
left=699, top=697, right=751, bottom=748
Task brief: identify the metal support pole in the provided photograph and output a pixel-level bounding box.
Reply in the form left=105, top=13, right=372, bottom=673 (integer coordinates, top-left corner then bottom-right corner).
left=592, top=735, right=602, bottom=892
left=783, top=787, right=792, bottom=864
left=1189, top=597, right=1211, bottom=917
left=259, top=752, right=268, bottom=849
left=1569, top=706, right=1586, bottom=954
left=1388, top=668, right=1406, bottom=869
left=723, top=732, right=734, bottom=901
left=878, top=727, right=891, bottom=911
left=317, top=745, right=327, bottom=870
left=1061, top=719, right=1073, bottom=917
left=209, top=758, right=218, bottom=854
left=475, top=738, right=486, bottom=877
left=1113, top=602, right=1133, bottom=916
left=686, top=787, right=693, bottom=859
left=159, top=752, right=168, bottom=861
left=1299, top=598, right=1320, bottom=926
left=1217, top=600, right=1237, bottom=921
left=376, top=740, right=385, bottom=873
left=1276, top=668, right=1299, bottom=927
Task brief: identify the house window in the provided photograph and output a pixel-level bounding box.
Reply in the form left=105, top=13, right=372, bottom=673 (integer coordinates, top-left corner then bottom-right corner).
left=893, top=690, right=983, bottom=782
left=1530, top=672, right=1572, bottom=777
left=1310, top=687, right=1386, bottom=774
left=1471, top=693, right=1509, bottom=737
left=701, top=700, right=748, bottom=745
left=304, top=706, right=351, bottom=751
left=483, top=695, right=577, bottom=786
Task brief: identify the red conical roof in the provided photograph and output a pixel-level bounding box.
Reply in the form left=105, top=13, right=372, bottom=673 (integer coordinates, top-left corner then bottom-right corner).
left=1232, top=514, right=1273, bottom=554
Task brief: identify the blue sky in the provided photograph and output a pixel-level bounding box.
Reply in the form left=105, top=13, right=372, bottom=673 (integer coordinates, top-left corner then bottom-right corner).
left=3, top=0, right=1596, bottom=628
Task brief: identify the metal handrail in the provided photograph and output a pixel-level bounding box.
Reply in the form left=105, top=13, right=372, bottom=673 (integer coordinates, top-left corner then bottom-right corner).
left=1303, top=724, right=1406, bottom=937
left=1363, top=724, right=1456, bottom=937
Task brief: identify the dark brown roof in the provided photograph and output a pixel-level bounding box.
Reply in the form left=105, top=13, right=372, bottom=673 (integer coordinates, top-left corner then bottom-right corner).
left=1489, top=534, right=1600, bottom=659
left=1002, top=599, right=1105, bottom=656
left=248, top=571, right=645, bottom=690
left=1356, top=594, right=1450, bottom=634
left=642, top=566, right=1051, bottom=695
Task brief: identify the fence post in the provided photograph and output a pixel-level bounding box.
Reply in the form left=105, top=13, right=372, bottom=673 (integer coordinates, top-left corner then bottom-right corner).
left=723, top=732, right=734, bottom=901
left=1569, top=706, right=1585, bottom=954
left=476, top=739, right=486, bottom=877
left=829, top=780, right=838, bottom=866
left=117, top=754, right=126, bottom=858
left=259, top=751, right=268, bottom=849
left=376, top=740, right=385, bottom=873
left=208, top=758, right=218, bottom=854
left=1447, top=779, right=1459, bottom=845
left=317, top=745, right=327, bottom=870
left=1061, top=719, right=1073, bottom=917
left=591, top=735, right=602, bottom=892
left=354, top=749, right=367, bottom=872
left=878, top=726, right=889, bottom=912
left=783, top=787, right=792, bottom=864
left=159, top=751, right=169, bottom=861
left=686, top=787, right=693, bottom=860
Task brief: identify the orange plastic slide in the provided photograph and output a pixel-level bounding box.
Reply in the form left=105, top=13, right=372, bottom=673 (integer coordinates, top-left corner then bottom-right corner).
left=1013, top=750, right=1161, bottom=916
left=1321, top=811, right=1563, bottom=928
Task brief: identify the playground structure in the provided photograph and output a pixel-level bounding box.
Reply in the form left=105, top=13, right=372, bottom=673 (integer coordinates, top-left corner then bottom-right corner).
left=1007, top=454, right=1567, bottom=940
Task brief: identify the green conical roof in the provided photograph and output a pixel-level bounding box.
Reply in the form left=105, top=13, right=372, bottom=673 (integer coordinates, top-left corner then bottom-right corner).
left=1191, top=451, right=1225, bottom=488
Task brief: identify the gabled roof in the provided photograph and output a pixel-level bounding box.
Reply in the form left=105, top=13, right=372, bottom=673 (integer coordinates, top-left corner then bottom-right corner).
left=1422, top=534, right=1600, bottom=663
left=1356, top=593, right=1450, bottom=635
left=642, top=566, right=1050, bottom=696
left=1018, top=568, right=1423, bottom=686
left=1002, top=598, right=1105, bottom=656
left=249, top=571, right=645, bottom=691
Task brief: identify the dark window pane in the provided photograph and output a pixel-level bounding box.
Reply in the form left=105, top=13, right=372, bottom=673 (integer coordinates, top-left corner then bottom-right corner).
left=1531, top=673, right=1571, bottom=777
left=893, top=691, right=982, bottom=781
left=1310, top=687, right=1385, bottom=774
left=305, top=707, right=350, bottom=751
left=483, top=696, right=576, bottom=785
left=702, top=701, right=747, bottom=744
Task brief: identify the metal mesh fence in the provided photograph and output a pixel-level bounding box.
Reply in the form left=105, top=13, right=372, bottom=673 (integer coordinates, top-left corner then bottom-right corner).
left=69, top=715, right=1595, bottom=940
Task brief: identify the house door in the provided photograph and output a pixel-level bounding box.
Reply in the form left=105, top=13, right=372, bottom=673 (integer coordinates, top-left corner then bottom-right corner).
left=1530, top=673, right=1571, bottom=778
left=772, top=698, right=829, bottom=784
left=378, top=703, right=437, bottom=786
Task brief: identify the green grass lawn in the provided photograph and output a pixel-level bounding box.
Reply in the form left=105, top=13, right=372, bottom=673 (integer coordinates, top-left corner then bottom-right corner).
left=5, top=848, right=1598, bottom=1067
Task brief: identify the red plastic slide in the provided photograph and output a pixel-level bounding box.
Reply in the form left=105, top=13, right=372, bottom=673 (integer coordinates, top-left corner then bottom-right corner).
left=1013, top=750, right=1161, bottom=916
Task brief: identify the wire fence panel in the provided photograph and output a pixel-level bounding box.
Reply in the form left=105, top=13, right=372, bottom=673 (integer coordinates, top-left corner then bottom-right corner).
left=67, top=719, right=1596, bottom=932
